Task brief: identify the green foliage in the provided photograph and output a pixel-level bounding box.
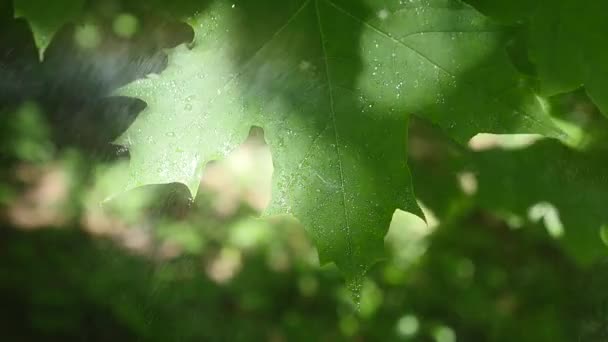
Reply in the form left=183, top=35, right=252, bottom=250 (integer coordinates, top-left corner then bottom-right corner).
left=1, top=102, right=55, bottom=162
left=473, top=140, right=608, bottom=264
left=468, top=0, right=608, bottom=116
left=13, top=0, right=84, bottom=59
left=114, top=0, right=562, bottom=282
left=9, top=0, right=606, bottom=282
left=0, top=208, right=595, bottom=341
left=3, top=1, right=608, bottom=339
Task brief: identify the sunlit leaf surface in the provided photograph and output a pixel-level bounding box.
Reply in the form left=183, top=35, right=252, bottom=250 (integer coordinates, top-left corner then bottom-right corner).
left=116, top=0, right=562, bottom=281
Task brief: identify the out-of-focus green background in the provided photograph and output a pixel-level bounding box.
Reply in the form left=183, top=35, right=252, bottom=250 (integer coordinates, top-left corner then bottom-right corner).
left=1, top=0, right=608, bottom=341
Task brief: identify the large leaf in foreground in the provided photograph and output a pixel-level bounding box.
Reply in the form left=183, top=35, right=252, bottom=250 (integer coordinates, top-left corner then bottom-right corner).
left=117, top=0, right=559, bottom=281
left=14, top=0, right=85, bottom=59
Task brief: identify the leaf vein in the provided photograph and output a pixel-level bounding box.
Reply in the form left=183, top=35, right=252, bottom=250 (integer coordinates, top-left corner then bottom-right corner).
left=211, top=0, right=312, bottom=97
left=315, top=0, right=354, bottom=262
left=399, top=29, right=501, bottom=40
left=324, top=0, right=559, bottom=136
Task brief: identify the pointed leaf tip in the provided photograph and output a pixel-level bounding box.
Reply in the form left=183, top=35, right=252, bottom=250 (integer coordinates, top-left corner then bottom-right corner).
left=14, top=0, right=85, bottom=60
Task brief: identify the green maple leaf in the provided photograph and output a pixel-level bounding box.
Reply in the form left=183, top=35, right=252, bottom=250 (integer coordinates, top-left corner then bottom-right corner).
left=116, top=0, right=560, bottom=283
left=467, top=0, right=608, bottom=115
left=14, top=0, right=85, bottom=59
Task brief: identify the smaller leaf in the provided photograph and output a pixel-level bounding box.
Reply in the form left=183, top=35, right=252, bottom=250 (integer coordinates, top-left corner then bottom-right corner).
left=474, top=139, right=608, bottom=265
left=14, top=0, right=85, bottom=59
left=467, top=0, right=608, bottom=117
